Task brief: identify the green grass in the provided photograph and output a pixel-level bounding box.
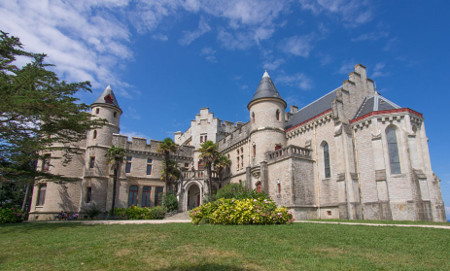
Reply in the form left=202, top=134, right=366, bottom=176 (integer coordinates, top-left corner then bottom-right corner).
left=0, top=222, right=449, bottom=270
left=309, top=219, right=450, bottom=226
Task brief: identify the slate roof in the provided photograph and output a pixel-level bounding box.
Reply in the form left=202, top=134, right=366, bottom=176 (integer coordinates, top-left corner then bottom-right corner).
left=92, top=85, right=121, bottom=110
left=353, top=92, right=401, bottom=119
left=248, top=71, right=285, bottom=108
left=285, top=87, right=339, bottom=130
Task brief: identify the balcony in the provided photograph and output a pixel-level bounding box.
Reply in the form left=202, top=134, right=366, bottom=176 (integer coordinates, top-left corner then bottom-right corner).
left=266, top=145, right=311, bottom=162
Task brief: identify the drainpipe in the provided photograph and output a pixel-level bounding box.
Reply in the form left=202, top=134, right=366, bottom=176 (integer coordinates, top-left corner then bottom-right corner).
left=352, top=128, right=364, bottom=220
left=313, top=122, right=321, bottom=219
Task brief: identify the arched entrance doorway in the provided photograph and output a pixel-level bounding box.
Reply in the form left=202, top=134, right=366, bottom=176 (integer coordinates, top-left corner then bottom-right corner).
left=187, top=184, right=201, bottom=210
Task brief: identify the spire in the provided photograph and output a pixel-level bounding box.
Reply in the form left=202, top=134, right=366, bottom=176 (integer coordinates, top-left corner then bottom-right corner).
left=92, top=85, right=121, bottom=110
left=248, top=70, right=286, bottom=109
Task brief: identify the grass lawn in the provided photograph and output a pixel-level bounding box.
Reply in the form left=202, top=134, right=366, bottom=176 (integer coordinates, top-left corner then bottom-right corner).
left=1, top=222, right=449, bottom=270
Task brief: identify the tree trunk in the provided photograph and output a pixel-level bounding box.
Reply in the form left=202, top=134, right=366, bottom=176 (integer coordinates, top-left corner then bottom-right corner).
left=110, top=167, right=118, bottom=216
left=207, top=162, right=213, bottom=199
left=164, top=152, right=169, bottom=195
left=21, top=183, right=30, bottom=212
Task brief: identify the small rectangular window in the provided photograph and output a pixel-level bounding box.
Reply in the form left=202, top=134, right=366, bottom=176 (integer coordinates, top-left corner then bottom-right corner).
left=126, top=156, right=132, bottom=161
left=142, top=186, right=151, bottom=207
left=42, top=154, right=51, bottom=171
left=147, top=158, right=152, bottom=163
left=128, top=185, right=138, bottom=207
left=146, top=164, right=152, bottom=175
left=89, top=157, right=95, bottom=169
left=37, top=184, right=47, bottom=206
left=86, top=187, right=92, bottom=203
left=126, top=162, right=131, bottom=173
left=96, top=108, right=100, bottom=114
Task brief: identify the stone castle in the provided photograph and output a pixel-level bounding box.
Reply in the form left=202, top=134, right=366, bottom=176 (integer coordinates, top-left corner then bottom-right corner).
left=29, top=64, right=446, bottom=222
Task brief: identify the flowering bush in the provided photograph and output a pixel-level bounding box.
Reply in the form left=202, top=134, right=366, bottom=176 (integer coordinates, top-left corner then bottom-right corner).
left=114, top=206, right=165, bottom=220
left=0, top=206, right=24, bottom=224
left=189, top=197, right=293, bottom=225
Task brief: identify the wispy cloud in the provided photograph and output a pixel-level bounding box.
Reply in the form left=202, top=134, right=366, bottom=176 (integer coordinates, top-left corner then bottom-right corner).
left=0, top=0, right=133, bottom=96
left=280, top=34, right=315, bottom=57
left=152, top=34, right=168, bottom=41
left=263, top=58, right=285, bottom=71
left=299, top=0, right=373, bottom=26
left=200, top=47, right=217, bottom=63
left=351, top=32, right=389, bottom=42
left=338, top=60, right=356, bottom=74
left=276, top=73, right=313, bottom=90
left=371, top=62, right=390, bottom=78
left=179, top=17, right=211, bottom=46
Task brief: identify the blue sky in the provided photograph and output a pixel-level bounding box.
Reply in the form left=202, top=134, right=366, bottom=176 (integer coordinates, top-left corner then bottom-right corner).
left=1, top=0, right=449, bottom=218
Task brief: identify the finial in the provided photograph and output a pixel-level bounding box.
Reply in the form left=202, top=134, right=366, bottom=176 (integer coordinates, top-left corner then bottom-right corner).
left=262, top=70, right=270, bottom=78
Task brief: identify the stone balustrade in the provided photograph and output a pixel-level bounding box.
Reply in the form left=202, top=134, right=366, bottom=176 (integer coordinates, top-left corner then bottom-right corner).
left=266, top=145, right=311, bottom=161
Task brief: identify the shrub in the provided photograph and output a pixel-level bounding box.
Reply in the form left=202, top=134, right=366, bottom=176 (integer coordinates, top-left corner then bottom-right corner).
left=0, top=206, right=24, bottom=223
left=189, top=197, right=293, bottom=225
left=113, top=208, right=127, bottom=219
left=82, top=204, right=102, bottom=220
left=162, top=193, right=178, bottom=213
left=149, top=206, right=165, bottom=219
left=212, top=183, right=271, bottom=202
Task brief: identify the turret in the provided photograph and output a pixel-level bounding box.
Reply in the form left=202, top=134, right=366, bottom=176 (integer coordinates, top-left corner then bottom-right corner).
left=248, top=71, right=287, bottom=165
left=85, top=85, right=122, bottom=179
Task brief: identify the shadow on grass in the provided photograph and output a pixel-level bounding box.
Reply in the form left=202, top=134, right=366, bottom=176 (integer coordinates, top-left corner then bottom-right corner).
left=157, top=263, right=251, bottom=271
left=0, top=221, right=98, bottom=234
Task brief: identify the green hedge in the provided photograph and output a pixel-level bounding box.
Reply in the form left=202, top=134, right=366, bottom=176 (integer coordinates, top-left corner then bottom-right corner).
left=114, top=206, right=165, bottom=220
left=189, top=197, right=293, bottom=225
left=0, top=206, right=24, bottom=223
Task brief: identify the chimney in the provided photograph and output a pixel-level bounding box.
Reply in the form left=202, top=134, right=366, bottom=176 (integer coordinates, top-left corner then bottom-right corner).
left=290, top=105, right=298, bottom=114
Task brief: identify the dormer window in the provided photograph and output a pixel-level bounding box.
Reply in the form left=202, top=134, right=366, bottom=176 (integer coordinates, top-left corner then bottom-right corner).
left=104, top=94, right=113, bottom=104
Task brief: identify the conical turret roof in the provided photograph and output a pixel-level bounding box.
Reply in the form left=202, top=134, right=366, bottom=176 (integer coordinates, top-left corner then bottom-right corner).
left=248, top=71, right=286, bottom=108
left=92, top=85, right=121, bottom=111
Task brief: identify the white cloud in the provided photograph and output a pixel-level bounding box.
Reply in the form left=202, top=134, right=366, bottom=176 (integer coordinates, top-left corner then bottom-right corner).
left=351, top=32, right=389, bottom=42
left=299, top=0, right=373, bottom=26
left=152, top=34, right=169, bottom=41
left=371, top=62, right=390, bottom=78
left=276, top=73, right=313, bottom=90
left=263, top=58, right=285, bottom=71
left=200, top=47, right=217, bottom=63
left=338, top=60, right=356, bottom=74
left=179, top=17, right=211, bottom=46
left=280, top=35, right=315, bottom=57
left=0, top=0, right=133, bottom=96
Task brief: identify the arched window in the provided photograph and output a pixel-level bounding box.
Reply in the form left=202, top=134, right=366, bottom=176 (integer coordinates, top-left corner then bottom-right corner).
left=276, top=110, right=280, bottom=121
left=252, top=112, right=255, bottom=123
left=323, top=142, right=331, bottom=178
left=386, top=126, right=401, bottom=174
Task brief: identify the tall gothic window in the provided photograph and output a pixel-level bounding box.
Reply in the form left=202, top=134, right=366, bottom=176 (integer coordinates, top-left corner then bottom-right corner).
left=386, top=126, right=401, bottom=174
left=37, top=184, right=46, bottom=206
left=142, top=186, right=151, bottom=207
left=128, top=185, right=138, bottom=206
left=323, top=142, right=331, bottom=178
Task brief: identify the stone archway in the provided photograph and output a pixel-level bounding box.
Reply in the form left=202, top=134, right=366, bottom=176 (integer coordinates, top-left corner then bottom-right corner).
left=187, top=183, right=201, bottom=210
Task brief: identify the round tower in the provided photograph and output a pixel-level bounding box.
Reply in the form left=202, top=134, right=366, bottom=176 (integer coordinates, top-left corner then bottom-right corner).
left=88, top=85, right=122, bottom=148
left=83, top=85, right=122, bottom=212
left=248, top=71, right=287, bottom=165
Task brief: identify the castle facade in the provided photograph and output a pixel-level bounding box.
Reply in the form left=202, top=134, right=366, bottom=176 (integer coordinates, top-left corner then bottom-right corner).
left=29, top=64, right=446, bottom=222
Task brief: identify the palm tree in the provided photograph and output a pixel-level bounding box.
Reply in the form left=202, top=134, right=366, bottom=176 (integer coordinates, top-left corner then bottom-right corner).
left=105, top=145, right=125, bottom=216
left=199, top=140, right=219, bottom=199
left=160, top=159, right=181, bottom=194
left=158, top=138, right=178, bottom=194
left=214, top=155, right=231, bottom=185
